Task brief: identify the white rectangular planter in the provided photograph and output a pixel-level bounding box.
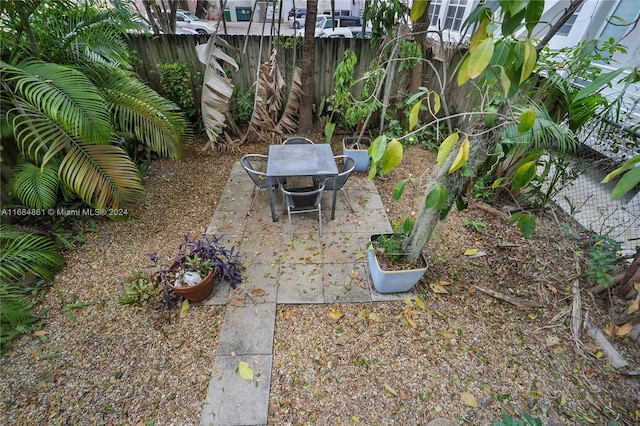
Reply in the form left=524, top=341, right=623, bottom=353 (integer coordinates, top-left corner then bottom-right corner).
left=367, top=234, right=428, bottom=293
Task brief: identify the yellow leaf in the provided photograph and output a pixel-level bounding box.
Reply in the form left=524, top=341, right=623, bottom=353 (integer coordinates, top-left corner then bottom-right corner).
left=461, top=392, right=479, bottom=407
left=464, top=248, right=478, bottom=256
left=627, top=300, right=639, bottom=314
left=433, top=92, right=441, bottom=114
left=528, top=313, right=537, bottom=320
left=352, top=415, right=360, bottom=423
left=358, top=309, right=370, bottom=318
left=615, top=321, right=633, bottom=337
left=414, top=296, right=426, bottom=310
left=448, top=136, right=469, bottom=173
left=469, top=17, right=489, bottom=52
left=384, top=383, right=398, bottom=397
left=520, top=37, right=537, bottom=83
left=32, top=330, right=49, bottom=337
left=355, top=251, right=366, bottom=260
left=437, top=330, right=454, bottom=339
left=403, top=294, right=414, bottom=306
left=457, top=56, right=470, bottom=86
left=437, top=133, right=459, bottom=166
left=430, top=283, right=449, bottom=294
left=517, top=108, right=536, bottom=133
left=594, top=350, right=604, bottom=359
left=238, top=361, right=254, bottom=381
left=368, top=312, right=385, bottom=322
left=179, top=299, right=190, bottom=318
left=409, top=100, right=422, bottom=131
left=381, top=138, right=403, bottom=175
left=467, top=38, right=494, bottom=79
left=329, top=309, right=344, bottom=321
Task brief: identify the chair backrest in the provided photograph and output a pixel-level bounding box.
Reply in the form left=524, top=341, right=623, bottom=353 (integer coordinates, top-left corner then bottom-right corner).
left=283, top=137, right=314, bottom=145
left=281, top=183, right=325, bottom=209
left=240, top=154, right=271, bottom=188
left=325, top=155, right=356, bottom=190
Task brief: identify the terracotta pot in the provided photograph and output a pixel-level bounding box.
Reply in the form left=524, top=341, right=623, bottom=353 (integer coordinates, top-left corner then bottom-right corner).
left=167, top=259, right=218, bottom=302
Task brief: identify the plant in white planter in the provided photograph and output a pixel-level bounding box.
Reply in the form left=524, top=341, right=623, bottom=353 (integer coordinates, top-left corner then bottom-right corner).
left=360, top=0, right=624, bottom=292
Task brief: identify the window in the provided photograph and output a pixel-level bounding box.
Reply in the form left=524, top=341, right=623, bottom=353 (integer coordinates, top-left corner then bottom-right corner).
left=557, top=5, right=582, bottom=36
left=444, top=0, right=466, bottom=31
left=428, top=0, right=443, bottom=26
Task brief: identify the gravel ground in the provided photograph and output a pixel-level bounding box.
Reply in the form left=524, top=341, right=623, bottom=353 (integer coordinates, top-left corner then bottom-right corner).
left=1, top=138, right=638, bottom=425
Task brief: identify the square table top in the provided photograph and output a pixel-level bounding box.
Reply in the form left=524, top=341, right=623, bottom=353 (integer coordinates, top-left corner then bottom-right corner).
left=266, top=144, right=338, bottom=177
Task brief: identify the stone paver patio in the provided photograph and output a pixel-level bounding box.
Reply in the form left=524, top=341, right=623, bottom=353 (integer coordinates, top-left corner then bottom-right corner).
left=198, top=161, right=410, bottom=425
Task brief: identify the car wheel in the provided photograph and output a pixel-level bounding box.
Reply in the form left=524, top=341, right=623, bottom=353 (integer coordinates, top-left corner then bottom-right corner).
left=196, top=29, right=208, bottom=35
left=293, top=21, right=300, bottom=29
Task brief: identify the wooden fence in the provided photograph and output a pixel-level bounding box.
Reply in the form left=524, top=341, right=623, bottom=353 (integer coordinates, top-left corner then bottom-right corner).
left=127, top=34, right=380, bottom=107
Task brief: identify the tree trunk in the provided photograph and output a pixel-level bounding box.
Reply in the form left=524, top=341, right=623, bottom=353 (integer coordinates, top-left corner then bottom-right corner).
left=402, top=123, right=499, bottom=265
left=297, top=0, right=317, bottom=134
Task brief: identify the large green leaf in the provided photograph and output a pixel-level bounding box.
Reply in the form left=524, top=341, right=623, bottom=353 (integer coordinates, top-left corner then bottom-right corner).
left=512, top=160, right=537, bottom=190
left=610, top=166, right=640, bottom=201
left=381, top=138, right=403, bottom=175
left=520, top=38, right=536, bottom=83
left=0, top=225, right=64, bottom=284
left=58, top=142, right=144, bottom=209
left=4, top=60, right=112, bottom=145
left=9, top=161, right=59, bottom=209
left=101, top=73, right=191, bottom=159
left=525, top=0, right=544, bottom=34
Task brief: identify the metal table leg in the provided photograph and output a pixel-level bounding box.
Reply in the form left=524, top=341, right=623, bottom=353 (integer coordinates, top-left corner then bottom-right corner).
left=267, top=177, right=278, bottom=222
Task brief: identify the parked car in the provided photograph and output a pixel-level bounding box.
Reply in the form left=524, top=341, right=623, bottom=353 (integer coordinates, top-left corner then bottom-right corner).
left=289, top=8, right=307, bottom=28
left=320, top=10, right=351, bottom=17
left=175, top=10, right=218, bottom=34
left=318, top=28, right=353, bottom=38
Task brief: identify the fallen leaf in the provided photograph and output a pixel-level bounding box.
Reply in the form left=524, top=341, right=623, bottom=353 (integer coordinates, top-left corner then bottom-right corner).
left=384, top=383, right=398, bottom=397
left=430, top=283, right=448, bottom=294
left=229, top=298, right=245, bottom=307
left=329, top=309, right=344, bottom=321
left=545, top=335, right=560, bottom=347
left=358, top=309, right=370, bottom=318
left=355, top=251, right=366, bottom=260
left=352, top=415, right=360, bottom=423
left=238, top=361, right=253, bottom=381
left=368, top=312, right=385, bottom=322
left=464, top=248, right=478, bottom=256
left=634, top=282, right=640, bottom=291
left=399, top=388, right=407, bottom=400
left=528, top=313, right=537, bottom=320
left=335, top=333, right=351, bottom=345
left=439, top=279, right=450, bottom=286
left=437, top=330, right=454, bottom=339
left=179, top=299, right=190, bottom=318
left=461, top=392, right=478, bottom=407
left=405, top=314, right=417, bottom=329
left=251, top=288, right=266, bottom=297
left=604, top=321, right=616, bottom=337
left=594, top=350, right=604, bottom=358
left=32, top=330, right=49, bottom=337
left=402, top=294, right=414, bottom=306
left=414, top=296, right=426, bottom=309
left=615, top=322, right=633, bottom=337
left=627, top=300, right=639, bottom=314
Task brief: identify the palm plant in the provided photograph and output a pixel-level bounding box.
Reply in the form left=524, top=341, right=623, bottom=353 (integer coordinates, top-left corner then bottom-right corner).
left=0, top=0, right=191, bottom=210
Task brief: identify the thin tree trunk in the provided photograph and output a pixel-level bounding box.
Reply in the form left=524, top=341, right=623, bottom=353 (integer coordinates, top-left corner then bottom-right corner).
left=298, top=0, right=317, bottom=134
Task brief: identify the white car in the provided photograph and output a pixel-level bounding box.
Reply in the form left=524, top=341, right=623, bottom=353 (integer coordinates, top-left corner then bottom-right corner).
left=175, top=10, right=218, bottom=34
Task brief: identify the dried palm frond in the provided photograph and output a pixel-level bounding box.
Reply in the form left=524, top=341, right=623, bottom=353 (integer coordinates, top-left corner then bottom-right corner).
left=275, top=66, right=303, bottom=135
left=196, top=35, right=239, bottom=151
left=243, top=48, right=287, bottom=143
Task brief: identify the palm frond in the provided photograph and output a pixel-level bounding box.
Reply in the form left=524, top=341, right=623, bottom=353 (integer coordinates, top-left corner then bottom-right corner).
left=8, top=160, right=59, bottom=209
left=514, top=103, right=579, bottom=153
left=100, top=73, right=191, bottom=159
left=0, top=225, right=64, bottom=284
left=2, top=59, right=113, bottom=145
left=58, top=142, right=144, bottom=209
left=0, top=283, right=37, bottom=346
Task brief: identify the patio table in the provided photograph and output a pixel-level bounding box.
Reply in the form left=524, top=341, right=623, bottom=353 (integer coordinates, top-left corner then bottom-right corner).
left=266, top=144, right=339, bottom=222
